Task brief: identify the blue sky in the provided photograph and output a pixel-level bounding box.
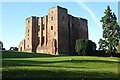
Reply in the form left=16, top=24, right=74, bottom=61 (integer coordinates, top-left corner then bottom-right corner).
left=1, top=1, right=119, bottom=50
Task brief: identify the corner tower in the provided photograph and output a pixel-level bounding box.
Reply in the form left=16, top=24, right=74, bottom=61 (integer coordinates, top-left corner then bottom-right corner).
left=25, top=16, right=39, bottom=52
left=47, top=6, right=69, bottom=54
left=57, top=6, right=69, bottom=54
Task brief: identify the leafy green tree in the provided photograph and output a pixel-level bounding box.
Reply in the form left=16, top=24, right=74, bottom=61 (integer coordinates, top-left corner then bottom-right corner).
left=117, top=43, right=120, bottom=53
left=86, top=40, right=96, bottom=55
left=75, top=39, right=87, bottom=55
left=98, top=6, right=120, bottom=53
left=75, top=39, right=96, bottom=56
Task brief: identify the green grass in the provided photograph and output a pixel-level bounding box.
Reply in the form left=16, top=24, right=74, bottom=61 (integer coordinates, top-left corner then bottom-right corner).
left=1, top=50, right=120, bottom=79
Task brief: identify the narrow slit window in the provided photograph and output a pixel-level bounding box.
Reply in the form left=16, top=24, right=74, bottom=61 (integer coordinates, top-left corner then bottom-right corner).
left=28, top=29, right=29, bottom=32
left=51, top=17, right=53, bottom=20
left=51, top=26, right=53, bottom=30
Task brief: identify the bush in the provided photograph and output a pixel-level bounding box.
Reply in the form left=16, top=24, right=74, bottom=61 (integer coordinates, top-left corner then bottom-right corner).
left=111, top=52, right=120, bottom=57
left=93, top=50, right=120, bottom=57
left=94, top=50, right=111, bottom=57
left=75, top=39, right=96, bottom=56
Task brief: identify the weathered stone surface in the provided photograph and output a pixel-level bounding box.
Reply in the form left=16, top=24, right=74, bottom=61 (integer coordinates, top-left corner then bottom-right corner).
left=18, top=6, right=88, bottom=55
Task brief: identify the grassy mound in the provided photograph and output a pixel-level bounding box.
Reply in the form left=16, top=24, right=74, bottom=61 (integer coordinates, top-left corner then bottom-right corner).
left=1, top=51, right=120, bottom=79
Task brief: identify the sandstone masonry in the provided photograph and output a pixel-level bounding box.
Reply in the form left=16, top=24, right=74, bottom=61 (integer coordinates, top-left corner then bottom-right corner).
left=18, top=6, right=88, bottom=55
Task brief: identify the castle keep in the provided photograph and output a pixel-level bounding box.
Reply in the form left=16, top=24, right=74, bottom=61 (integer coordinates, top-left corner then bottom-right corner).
left=18, top=6, right=88, bottom=55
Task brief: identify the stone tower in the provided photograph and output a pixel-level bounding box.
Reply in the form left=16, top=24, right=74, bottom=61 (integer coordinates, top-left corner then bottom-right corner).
left=18, top=6, right=88, bottom=55
left=25, top=16, right=39, bottom=53
left=57, top=6, right=69, bottom=54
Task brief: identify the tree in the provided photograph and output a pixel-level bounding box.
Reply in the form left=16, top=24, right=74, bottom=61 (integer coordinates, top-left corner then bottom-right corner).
left=86, top=40, right=96, bottom=56
left=75, top=39, right=96, bottom=56
left=75, top=39, right=87, bottom=55
left=98, top=6, right=120, bottom=53
left=117, top=43, right=120, bottom=53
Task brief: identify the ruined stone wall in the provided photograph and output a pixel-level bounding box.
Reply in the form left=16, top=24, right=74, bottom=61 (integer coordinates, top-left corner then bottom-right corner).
left=67, top=16, right=88, bottom=54
left=25, top=16, right=38, bottom=52
left=18, top=39, right=25, bottom=52
left=32, top=17, right=39, bottom=52
left=47, top=7, right=59, bottom=54
left=58, top=7, right=69, bottom=54
left=43, top=16, right=48, bottom=46
left=37, top=15, right=49, bottom=54
left=19, top=6, right=88, bottom=55
left=79, top=18, right=88, bottom=39
left=38, top=17, right=43, bottom=47
left=37, top=7, right=59, bottom=54
left=68, top=15, right=76, bottom=54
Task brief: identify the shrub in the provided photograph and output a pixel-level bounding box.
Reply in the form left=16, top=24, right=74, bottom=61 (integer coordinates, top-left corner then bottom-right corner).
left=75, top=39, right=96, bottom=56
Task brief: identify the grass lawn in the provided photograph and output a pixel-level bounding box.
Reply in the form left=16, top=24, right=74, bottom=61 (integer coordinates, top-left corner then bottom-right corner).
left=1, top=50, right=120, bottom=79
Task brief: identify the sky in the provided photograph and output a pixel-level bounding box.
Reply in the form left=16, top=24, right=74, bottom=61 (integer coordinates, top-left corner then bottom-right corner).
left=0, top=0, right=119, bottom=50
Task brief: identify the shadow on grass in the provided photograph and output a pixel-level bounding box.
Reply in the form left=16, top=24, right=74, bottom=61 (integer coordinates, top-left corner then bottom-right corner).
left=3, top=59, right=87, bottom=69
left=3, top=59, right=119, bottom=67
left=2, top=68, right=119, bottom=79
left=2, top=58, right=119, bottom=79
left=2, top=50, right=55, bottom=58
